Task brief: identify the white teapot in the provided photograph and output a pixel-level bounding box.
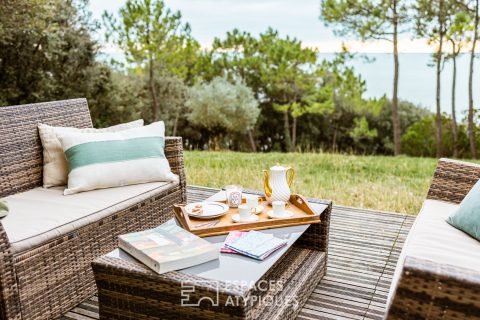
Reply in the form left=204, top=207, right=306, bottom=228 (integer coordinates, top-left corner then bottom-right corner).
left=263, top=165, right=295, bottom=204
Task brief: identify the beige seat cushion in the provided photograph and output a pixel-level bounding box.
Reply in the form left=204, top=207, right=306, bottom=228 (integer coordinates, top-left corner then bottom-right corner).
left=2, top=181, right=178, bottom=254
left=387, top=199, right=480, bottom=306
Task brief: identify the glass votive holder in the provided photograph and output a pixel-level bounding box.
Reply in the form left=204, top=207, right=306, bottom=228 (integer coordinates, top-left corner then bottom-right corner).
left=225, top=185, right=242, bottom=208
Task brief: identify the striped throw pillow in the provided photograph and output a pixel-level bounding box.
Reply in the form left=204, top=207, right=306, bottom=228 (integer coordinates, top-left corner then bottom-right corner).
left=57, top=121, right=178, bottom=195
left=38, top=119, right=144, bottom=188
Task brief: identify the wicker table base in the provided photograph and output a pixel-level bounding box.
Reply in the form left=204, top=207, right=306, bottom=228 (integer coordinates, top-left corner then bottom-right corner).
left=92, top=192, right=331, bottom=320
left=93, top=246, right=325, bottom=320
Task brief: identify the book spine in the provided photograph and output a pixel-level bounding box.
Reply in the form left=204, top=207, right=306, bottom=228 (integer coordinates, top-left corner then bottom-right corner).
left=118, top=237, right=161, bottom=273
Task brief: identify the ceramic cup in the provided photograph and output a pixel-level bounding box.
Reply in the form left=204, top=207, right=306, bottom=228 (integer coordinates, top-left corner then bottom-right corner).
left=238, top=204, right=252, bottom=221
left=246, top=197, right=259, bottom=212
left=272, top=200, right=287, bottom=217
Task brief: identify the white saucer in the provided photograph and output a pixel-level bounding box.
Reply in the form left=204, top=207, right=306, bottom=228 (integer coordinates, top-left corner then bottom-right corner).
left=185, top=202, right=229, bottom=220
left=232, top=214, right=259, bottom=223
left=266, top=210, right=294, bottom=219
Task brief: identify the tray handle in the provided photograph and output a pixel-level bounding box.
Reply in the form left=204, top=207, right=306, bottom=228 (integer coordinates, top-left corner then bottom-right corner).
left=289, top=194, right=316, bottom=215
left=173, top=204, right=193, bottom=230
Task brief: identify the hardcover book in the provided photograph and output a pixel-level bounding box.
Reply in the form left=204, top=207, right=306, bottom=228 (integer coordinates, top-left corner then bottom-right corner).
left=118, top=221, right=219, bottom=274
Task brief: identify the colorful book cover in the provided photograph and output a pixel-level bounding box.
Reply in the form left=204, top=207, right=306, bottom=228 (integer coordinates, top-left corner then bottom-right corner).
left=220, top=231, right=248, bottom=254
left=118, top=221, right=219, bottom=274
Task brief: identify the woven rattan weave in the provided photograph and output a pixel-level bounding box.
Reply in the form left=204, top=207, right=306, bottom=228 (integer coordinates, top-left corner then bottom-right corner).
left=91, top=192, right=332, bottom=320
left=387, top=158, right=480, bottom=319
left=0, top=99, right=186, bottom=320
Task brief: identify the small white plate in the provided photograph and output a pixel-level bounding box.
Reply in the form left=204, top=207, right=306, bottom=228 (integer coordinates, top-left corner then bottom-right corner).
left=185, top=202, right=229, bottom=220
left=232, top=213, right=259, bottom=223
left=266, top=210, right=294, bottom=219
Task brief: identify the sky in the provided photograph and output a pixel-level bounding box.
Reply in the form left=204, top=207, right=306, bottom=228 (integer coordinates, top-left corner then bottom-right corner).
left=89, top=0, right=435, bottom=53
left=88, top=0, right=480, bottom=113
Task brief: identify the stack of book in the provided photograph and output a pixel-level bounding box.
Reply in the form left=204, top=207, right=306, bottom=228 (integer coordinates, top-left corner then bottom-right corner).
left=221, top=230, right=287, bottom=260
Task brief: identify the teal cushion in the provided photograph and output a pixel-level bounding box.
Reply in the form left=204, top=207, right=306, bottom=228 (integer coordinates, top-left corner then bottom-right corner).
left=447, top=180, right=480, bottom=241
left=0, top=200, right=8, bottom=218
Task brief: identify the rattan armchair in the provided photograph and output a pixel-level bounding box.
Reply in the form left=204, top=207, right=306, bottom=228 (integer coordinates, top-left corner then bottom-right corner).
left=0, top=99, right=186, bottom=320
left=387, top=158, right=480, bottom=319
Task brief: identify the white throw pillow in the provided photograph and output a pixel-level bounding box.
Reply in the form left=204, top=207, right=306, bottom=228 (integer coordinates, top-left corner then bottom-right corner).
left=38, top=120, right=144, bottom=188
left=57, top=121, right=178, bottom=195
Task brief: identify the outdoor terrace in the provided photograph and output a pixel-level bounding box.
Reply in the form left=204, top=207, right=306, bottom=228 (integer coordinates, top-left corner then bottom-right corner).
left=62, top=185, right=415, bottom=320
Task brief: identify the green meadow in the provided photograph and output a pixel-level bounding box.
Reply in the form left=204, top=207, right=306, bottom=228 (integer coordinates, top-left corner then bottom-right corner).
left=184, top=151, right=441, bottom=215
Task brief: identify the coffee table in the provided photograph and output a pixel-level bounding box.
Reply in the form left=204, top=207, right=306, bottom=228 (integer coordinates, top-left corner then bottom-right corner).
left=91, top=191, right=332, bottom=320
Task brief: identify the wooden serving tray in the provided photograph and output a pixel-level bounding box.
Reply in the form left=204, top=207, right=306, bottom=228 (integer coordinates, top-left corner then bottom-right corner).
left=173, top=194, right=321, bottom=237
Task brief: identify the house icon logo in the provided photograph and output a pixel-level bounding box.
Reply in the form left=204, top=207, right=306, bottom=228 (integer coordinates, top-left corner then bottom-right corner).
left=180, top=280, right=220, bottom=307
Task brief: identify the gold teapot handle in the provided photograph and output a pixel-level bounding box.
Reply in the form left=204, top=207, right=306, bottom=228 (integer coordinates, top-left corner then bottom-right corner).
left=286, top=167, right=295, bottom=188
left=263, top=170, right=272, bottom=197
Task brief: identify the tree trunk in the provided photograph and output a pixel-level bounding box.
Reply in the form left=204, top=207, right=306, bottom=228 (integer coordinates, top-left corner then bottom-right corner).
left=435, top=0, right=445, bottom=158
left=392, top=1, right=401, bottom=156
left=283, top=111, right=292, bottom=152
left=451, top=42, right=458, bottom=158
left=247, top=129, right=257, bottom=152
left=149, top=57, right=160, bottom=122
left=291, top=116, right=297, bottom=152
left=332, top=125, right=338, bottom=152
left=172, top=108, right=180, bottom=136
left=468, top=0, right=479, bottom=159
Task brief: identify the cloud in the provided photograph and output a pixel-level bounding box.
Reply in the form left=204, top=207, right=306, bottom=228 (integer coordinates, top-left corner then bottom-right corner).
left=93, top=0, right=478, bottom=54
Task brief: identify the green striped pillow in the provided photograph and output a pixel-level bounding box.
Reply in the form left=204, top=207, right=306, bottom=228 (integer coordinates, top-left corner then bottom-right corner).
left=57, top=121, right=178, bottom=195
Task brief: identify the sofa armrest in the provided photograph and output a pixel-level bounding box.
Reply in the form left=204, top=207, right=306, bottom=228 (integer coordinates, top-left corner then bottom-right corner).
left=165, top=137, right=187, bottom=203
left=427, top=158, right=480, bottom=204
left=0, top=222, right=21, bottom=320
left=387, top=256, right=480, bottom=319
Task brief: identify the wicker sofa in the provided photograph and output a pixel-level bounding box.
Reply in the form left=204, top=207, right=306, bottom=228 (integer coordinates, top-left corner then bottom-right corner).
left=386, top=158, right=480, bottom=319
left=0, top=98, right=186, bottom=320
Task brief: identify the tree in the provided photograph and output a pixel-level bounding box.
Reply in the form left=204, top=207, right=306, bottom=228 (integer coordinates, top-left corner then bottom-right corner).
left=445, top=10, right=469, bottom=157
left=468, top=0, right=479, bottom=158
left=255, top=29, right=319, bottom=152
left=0, top=0, right=105, bottom=106
left=103, top=0, right=195, bottom=122
left=211, top=28, right=331, bottom=152
left=319, top=53, right=384, bottom=152
left=89, top=70, right=145, bottom=127
left=401, top=114, right=470, bottom=158
left=321, top=0, right=410, bottom=156
left=154, top=75, right=188, bottom=136
left=349, top=117, right=378, bottom=152
left=414, top=0, right=452, bottom=158
left=186, top=77, right=260, bottom=150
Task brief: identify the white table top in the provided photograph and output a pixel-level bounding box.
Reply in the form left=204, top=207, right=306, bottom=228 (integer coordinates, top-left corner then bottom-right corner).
left=110, top=190, right=328, bottom=288
left=178, top=191, right=328, bottom=286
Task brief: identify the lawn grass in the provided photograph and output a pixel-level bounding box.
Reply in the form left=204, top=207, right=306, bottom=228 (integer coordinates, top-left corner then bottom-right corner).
left=184, top=151, right=440, bottom=215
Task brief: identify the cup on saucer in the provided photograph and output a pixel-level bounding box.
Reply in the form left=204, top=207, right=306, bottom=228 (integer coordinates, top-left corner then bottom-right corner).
left=267, top=201, right=293, bottom=219
left=272, top=201, right=287, bottom=216
left=232, top=204, right=259, bottom=223
left=246, top=197, right=258, bottom=211
left=246, top=197, right=264, bottom=214
left=239, top=204, right=252, bottom=220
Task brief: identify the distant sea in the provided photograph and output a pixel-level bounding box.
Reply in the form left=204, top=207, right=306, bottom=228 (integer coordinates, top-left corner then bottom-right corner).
left=319, top=53, right=479, bottom=118
left=99, top=52, right=480, bottom=117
